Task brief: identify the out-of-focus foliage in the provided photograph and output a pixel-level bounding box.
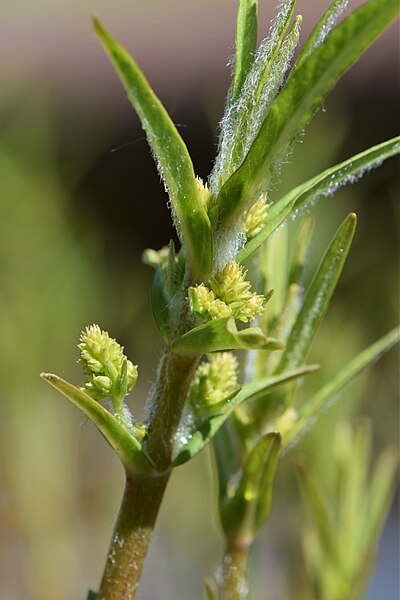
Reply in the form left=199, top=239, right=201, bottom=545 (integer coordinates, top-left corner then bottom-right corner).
left=298, top=419, right=396, bottom=600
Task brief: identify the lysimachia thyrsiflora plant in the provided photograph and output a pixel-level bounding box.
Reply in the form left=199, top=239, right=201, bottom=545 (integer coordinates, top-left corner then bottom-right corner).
left=41, top=1, right=399, bottom=598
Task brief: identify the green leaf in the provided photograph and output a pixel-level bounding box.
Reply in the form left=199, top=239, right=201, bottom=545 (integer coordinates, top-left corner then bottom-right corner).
left=231, top=0, right=259, bottom=103
left=289, top=214, right=316, bottom=285
left=220, top=433, right=281, bottom=537
left=293, top=136, right=400, bottom=215
left=213, top=419, right=246, bottom=511
left=284, top=327, right=400, bottom=446
left=218, top=0, right=399, bottom=226
left=173, top=364, right=317, bottom=466
left=41, top=373, right=155, bottom=473
left=259, top=225, right=289, bottom=328
left=262, top=284, right=302, bottom=377
left=93, top=17, right=213, bottom=281
left=212, top=0, right=299, bottom=192
left=277, top=213, right=357, bottom=374
left=291, top=0, right=349, bottom=75
left=238, top=364, right=319, bottom=406
left=172, top=317, right=283, bottom=354
left=151, top=265, right=172, bottom=338
left=237, top=136, right=400, bottom=262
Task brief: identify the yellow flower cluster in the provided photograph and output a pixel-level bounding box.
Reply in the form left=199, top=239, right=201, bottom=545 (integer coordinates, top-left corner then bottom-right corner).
left=189, top=261, right=265, bottom=323
left=78, top=324, right=138, bottom=400
left=245, top=197, right=270, bottom=239
left=188, top=352, right=239, bottom=415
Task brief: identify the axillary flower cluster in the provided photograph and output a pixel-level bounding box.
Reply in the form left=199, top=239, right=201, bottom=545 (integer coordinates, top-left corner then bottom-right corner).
left=188, top=353, right=239, bottom=417
left=79, top=325, right=138, bottom=423
left=188, top=260, right=267, bottom=323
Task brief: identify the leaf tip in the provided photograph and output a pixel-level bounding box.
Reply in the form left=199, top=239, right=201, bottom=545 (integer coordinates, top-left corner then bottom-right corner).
left=92, top=14, right=102, bottom=31
left=92, top=14, right=109, bottom=43
left=271, top=431, right=282, bottom=444
left=40, top=372, right=56, bottom=381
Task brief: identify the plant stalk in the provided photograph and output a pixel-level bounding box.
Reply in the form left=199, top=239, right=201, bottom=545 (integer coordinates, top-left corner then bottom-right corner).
left=97, top=343, right=199, bottom=599
left=220, top=537, right=251, bottom=600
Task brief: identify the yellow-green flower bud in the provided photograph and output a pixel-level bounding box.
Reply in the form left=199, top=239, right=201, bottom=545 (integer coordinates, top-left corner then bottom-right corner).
left=245, top=197, right=270, bottom=239
left=196, top=177, right=219, bottom=225
left=210, top=261, right=251, bottom=304
left=188, top=352, right=239, bottom=416
left=188, top=284, right=231, bottom=321
left=78, top=325, right=138, bottom=403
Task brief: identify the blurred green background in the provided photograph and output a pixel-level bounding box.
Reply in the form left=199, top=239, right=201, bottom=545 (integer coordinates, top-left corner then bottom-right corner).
left=0, top=1, right=398, bottom=599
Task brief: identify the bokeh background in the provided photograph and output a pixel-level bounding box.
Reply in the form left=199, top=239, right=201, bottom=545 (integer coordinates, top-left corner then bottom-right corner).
left=0, top=1, right=398, bottom=599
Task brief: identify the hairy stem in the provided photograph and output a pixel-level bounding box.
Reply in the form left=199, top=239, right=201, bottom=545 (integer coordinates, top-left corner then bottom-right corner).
left=220, top=537, right=251, bottom=600
left=97, top=343, right=199, bottom=599
left=97, top=472, right=169, bottom=600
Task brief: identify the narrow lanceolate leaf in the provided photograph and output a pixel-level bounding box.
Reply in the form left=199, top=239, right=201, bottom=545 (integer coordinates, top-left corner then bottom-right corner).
left=218, top=0, right=399, bottom=225
left=93, top=17, right=213, bottom=280
left=231, top=0, right=259, bottom=103
left=220, top=433, right=281, bottom=537
left=172, top=317, right=283, bottom=354
left=173, top=365, right=317, bottom=466
left=41, top=373, right=155, bottom=473
left=237, top=136, right=400, bottom=262
left=151, top=265, right=172, bottom=338
left=278, top=213, right=356, bottom=373
left=289, top=215, right=316, bottom=285
left=291, top=0, right=349, bottom=74
left=263, top=284, right=303, bottom=376
left=211, top=0, right=299, bottom=192
left=284, top=327, right=400, bottom=446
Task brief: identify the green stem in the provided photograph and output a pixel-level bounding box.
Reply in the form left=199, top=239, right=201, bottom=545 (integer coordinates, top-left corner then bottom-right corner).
left=97, top=472, right=169, bottom=600
left=220, top=537, right=251, bottom=600
left=97, top=345, right=199, bottom=599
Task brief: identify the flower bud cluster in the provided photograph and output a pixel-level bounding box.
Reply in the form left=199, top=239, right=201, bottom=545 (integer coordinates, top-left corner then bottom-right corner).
left=78, top=324, right=138, bottom=401
left=189, top=261, right=265, bottom=323
left=245, top=197, right=270, bottom=239
left=196, top=177, right=219, bottom=225
left=188, top=353, right=239, bottom=415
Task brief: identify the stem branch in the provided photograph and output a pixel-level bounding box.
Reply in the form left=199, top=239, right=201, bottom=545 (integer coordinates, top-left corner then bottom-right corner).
left=220, top=537, right=251, bottom=600
left=97, top=341, right=199, bottom=599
